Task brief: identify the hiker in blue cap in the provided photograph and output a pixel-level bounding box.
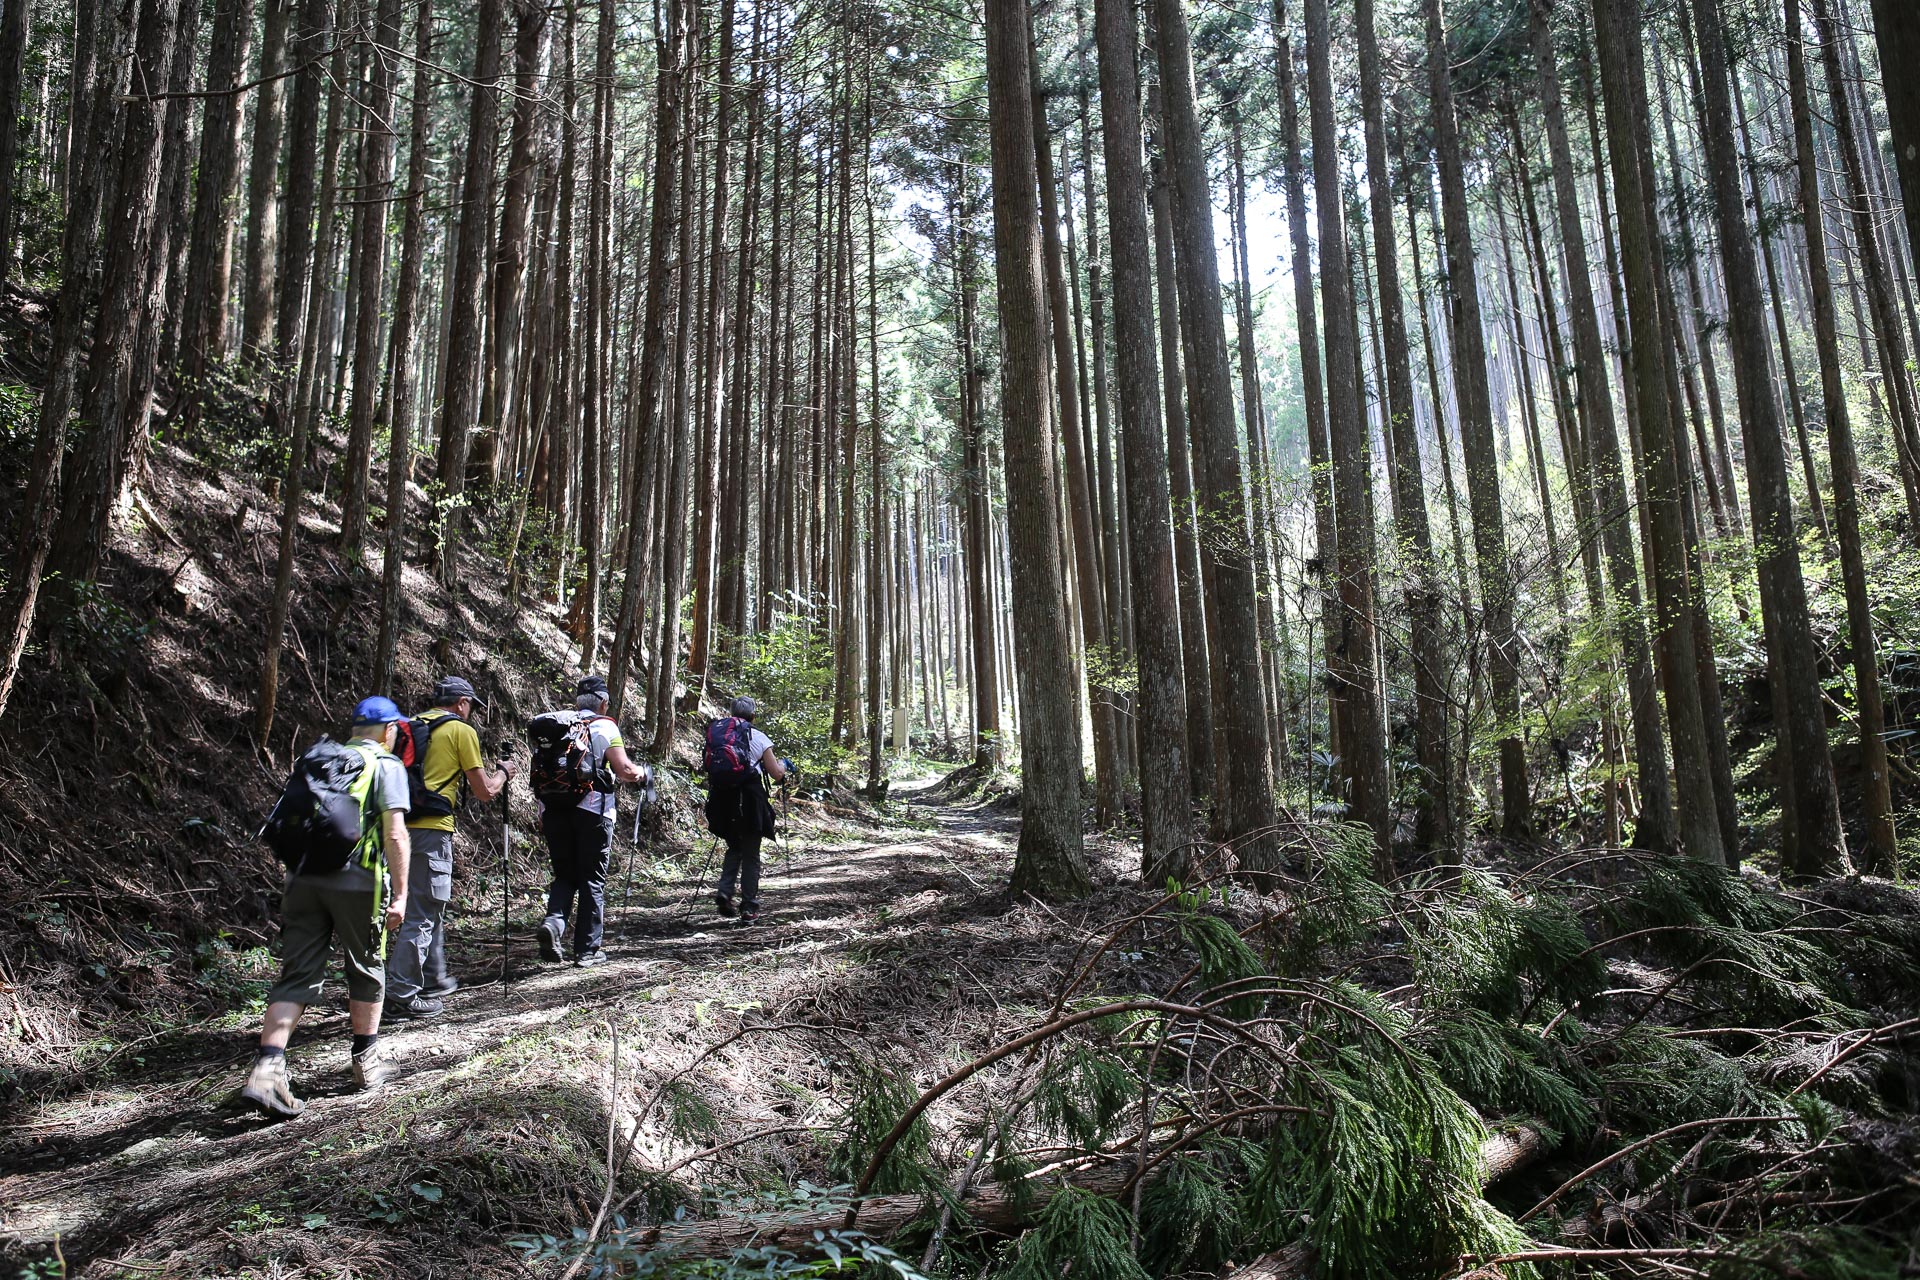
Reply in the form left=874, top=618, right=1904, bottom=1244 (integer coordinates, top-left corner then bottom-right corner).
left=242, top=696, right=412, bottom=1117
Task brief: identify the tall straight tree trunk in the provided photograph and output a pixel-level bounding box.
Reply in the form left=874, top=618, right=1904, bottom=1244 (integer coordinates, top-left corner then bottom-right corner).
left=1093, top=0, right=1192, bottom=876
left=1688, top=0, right=1848, bottom=877
left=689, top=0, right=737, bottom=706
left=1872, top=0, right=1920, bottom=283
left=1228, top=111, right=1289, bottom=784
left=240, top=0, right=291, bottom=360
left=608, top=0, right=688, bottom=709
left=864, top=82, right=887, bottom=791
left=1815, top=0, right=1920, bottom=536
left=1424, top=0, right=1530, bottom=839
left=1151, top=0, right=1279, bottom=863
left=1148, top=148, right=1215, bottom=806
left=339, top=0, right=404, bottom=560
left=254, top=0, right=333, bottom=748
left=175, top=0, right=254, bottom=406
left=1592, top=0, right=1725, bottom=864
left=983, top=0, right=1091, bottom=899
left=1271, top=0, right=1343, bottom=790
left=957, top=203, right=1002, bottom=766
left=373, top=0, right=435, bottom=692
left=0, top=0, right=133, bottom=724
left=1357, top=0, right=1449, bottom=852
left=1307, top=0, right=1391, bottom=858
left=1790, top=0, right=1897, bottom=873
left=0, top=0, right=26, bottom=288
left=473, top=0, right=548, bottom=491
left=430, top=0, right=505, bottom=585
left=1033, top=63, right=1117, bottom=823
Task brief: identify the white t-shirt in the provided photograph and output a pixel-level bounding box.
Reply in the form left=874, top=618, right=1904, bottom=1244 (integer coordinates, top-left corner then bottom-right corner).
left=744, top=726, right=774, bottom=773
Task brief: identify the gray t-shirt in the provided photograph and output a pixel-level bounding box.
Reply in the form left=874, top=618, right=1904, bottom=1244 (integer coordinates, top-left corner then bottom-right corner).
left=294, top=741, right=408, bottom=892
left=580, top=715, right=625, bottom=817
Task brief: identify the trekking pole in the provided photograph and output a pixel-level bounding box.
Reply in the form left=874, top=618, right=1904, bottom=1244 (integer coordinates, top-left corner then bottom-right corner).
left=679, top=838, right=722, bottom=918
left=501, top=788, right=511, bottom=1000
left=619, top=767, right=654, bottom=922
left=497, top=740, right=514, bottom=1003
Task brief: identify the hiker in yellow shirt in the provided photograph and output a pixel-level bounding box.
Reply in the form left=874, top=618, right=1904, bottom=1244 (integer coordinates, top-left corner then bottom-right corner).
left=386, top=676, right=513, bottom=1018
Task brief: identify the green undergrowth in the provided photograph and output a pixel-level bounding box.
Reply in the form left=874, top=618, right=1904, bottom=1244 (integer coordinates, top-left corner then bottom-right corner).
left=533, top=834, right=1920, bottom=1280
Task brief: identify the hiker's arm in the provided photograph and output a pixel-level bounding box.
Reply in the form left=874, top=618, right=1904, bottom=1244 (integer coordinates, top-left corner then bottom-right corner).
left=761, top=749, right=788, bottom=783
left=382, top=810, right=410, bottom=930
left=465, top=760, right=513, bottom=802
left=605, top=744, right=645, bottom=784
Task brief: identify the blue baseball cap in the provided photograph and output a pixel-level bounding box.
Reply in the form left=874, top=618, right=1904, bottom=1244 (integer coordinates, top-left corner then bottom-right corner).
left=353, top=695, right=405, bottom=725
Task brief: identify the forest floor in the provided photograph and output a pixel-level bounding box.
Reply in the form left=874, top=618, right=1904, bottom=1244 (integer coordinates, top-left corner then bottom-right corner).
left=0, top=775, right=1161, bottom=1278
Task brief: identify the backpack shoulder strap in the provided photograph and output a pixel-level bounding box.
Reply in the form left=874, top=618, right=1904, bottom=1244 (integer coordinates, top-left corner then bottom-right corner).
left=346, top=741, right=387, bottom=865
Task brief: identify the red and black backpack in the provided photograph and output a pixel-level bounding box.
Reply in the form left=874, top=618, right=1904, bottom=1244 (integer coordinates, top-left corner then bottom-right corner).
left=703, top=717, right=757, bottom=788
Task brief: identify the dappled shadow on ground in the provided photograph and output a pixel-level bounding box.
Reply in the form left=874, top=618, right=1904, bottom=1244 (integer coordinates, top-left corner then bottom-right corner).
left=0, top=784, right=1123, bottom=1277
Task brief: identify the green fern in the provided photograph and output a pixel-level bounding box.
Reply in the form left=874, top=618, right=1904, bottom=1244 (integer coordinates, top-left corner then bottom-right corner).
left=826, top=1057, right=935, bottom=1196
left=993, top=1185, right=1149, bottom=1280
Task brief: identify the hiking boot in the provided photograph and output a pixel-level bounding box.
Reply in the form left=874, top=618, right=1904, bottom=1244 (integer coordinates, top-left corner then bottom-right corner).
left=424, top=976, right=459, bottom=999
left=384, top=994, right=445, bottom=1020
left=575, top=949, right=609, bottom=968
left=351, top=1046, right=391, bottom=1091
left=537, top=916, right=565, bottom=963
left=239, top=1055, right=305, bottom=1118
left=715, top=894, right=737, bottom=919
left=739, top=906, right=763, bottom=926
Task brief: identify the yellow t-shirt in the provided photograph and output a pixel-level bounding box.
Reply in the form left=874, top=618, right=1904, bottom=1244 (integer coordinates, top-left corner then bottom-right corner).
left=408, top=708, right=483, bottom=832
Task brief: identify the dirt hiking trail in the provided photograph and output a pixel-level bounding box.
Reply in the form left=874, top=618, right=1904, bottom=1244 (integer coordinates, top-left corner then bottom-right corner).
left=1, top=781, right=1143, bottom=1278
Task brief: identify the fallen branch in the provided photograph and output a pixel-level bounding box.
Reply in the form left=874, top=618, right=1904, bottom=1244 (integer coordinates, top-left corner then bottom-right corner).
left=641, top=1162, right=1135, bottom=1258
left=635, top=1126, right=1548, bottom=1266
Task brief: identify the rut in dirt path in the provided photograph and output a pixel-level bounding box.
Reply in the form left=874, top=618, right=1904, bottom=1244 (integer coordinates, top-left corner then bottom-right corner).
left=0, top=785, right=1027, bottom=1274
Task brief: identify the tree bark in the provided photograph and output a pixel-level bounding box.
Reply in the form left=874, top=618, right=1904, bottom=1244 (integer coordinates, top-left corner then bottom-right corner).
left=1357, top=0, right=1453, bottom=849
left=430, top=0, right=506, bottom=584
left=1789, top=0, right=1897, bottom=874
left=983, top=0, right=1091, bottom=899
left=1307, top=0, right=1391, bottom=860
left=1688, top=0, right=1848, bottom=877
left=1034, top=67, right=1117, bottom=824
left=1423, top=0, right=1530, bottom=840
left=1093, top=0, right=1193, bottom=877
left=608, top=0, right=688, bottom=710
left=1151, top=0, right=1279, bottom=863
left=339, top=0, right=405, bottom=560
left=1591, top=0, right=1725, bottom=864
left=254, top=0, right=334, bottom=748
left=175, top=0, right=254, bottom=402
left=373, top=0, right=435, bottom=693
left=240, top=0, right=291, bottom=360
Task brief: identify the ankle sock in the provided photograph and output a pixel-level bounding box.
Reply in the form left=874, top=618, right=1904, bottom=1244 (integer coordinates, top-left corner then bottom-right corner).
left=352, top=1033, right=379, bottom=1058
left=255, top=1044, right=286, bottom=1063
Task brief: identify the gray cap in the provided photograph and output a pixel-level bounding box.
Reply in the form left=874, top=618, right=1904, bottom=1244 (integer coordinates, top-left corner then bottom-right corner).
left=432, top=675, right=485, bottom=708
left=729, top=696, right=758, bottom=720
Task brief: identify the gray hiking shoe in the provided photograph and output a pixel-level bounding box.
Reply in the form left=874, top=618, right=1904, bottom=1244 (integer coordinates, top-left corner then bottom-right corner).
left=715, top=894, right=737, bottom=919
left=537, top=916, right=565, bottom=963
left=384, top=994, right=445, bottom=1020
left=575, top=948, right=609, bottom=968
left=239, top=1055, right=305, bottom=1118
left=351, top=1046, right=391, bottom=1092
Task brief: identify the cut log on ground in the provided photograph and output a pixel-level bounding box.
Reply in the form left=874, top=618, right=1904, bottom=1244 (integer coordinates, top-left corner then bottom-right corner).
left=637, top=1127, right=1544, bottom=1262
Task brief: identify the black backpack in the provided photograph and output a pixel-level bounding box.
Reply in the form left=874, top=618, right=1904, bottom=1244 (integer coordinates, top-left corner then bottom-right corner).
left=262, top=739, right=381, bottom=876
left=393, top=709, right=467, bottom=820
left=703, top=717, right=757, bottom=788
left=528, top=710, right=609, bottom=805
